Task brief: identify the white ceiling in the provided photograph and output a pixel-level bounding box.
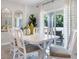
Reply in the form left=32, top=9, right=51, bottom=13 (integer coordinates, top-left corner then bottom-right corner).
left=2, top=0, right=54, bottom=6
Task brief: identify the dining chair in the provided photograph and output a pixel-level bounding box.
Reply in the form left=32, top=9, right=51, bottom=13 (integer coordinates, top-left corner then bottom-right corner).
left=49, top=30, right=77, bottom=59
left=9, top=28, right=20, bottom=59
left=13, top=28, right=40, bottom=59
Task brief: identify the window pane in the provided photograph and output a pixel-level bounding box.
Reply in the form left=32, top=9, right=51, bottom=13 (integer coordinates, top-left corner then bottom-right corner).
left=44, top=15, right=48, bottom=27
left=56, top=15, right=63, bottom=27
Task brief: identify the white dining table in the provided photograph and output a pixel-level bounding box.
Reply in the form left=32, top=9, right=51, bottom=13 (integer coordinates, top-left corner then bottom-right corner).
left=23, top=34, right=59, bottom=44
left=22, top=33, right=59, bottom=59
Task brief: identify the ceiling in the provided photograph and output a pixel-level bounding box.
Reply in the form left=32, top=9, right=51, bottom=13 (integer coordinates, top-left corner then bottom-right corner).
left=2, top=0, right=55, bottom=6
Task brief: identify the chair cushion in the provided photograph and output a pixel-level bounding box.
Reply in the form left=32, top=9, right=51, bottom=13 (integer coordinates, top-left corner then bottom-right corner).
left=19, top=44, right=40, bottom=53
left=50, top=45, right=71, bottom=58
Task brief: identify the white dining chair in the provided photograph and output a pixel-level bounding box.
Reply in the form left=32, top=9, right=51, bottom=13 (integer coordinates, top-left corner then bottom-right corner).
left=10, top=28, right=20, bottom=59
left=13, top=28, right=40, bottom=59
left=49, top=30, right=77, bottom=59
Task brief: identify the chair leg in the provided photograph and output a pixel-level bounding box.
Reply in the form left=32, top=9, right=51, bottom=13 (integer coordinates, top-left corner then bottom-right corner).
left=38, top=50, right=46, bottom=59
left=24, top=54, right=27, bottom=59
left=13, top=50, right=16, bottom=59
left=47, top=56, right=52, bottom=59
left=13, top=49, right=17, bottom=59
left=37, top=51, right=41, bottom=59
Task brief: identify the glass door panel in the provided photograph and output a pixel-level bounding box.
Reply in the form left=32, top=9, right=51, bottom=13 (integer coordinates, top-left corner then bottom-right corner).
left=53, top=10, right=64, bottom=46
left=43, top=10, right=64, bottom=46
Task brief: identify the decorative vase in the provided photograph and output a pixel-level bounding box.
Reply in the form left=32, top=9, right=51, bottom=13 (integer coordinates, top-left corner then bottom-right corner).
left=29, top=23, right=34, bottom=34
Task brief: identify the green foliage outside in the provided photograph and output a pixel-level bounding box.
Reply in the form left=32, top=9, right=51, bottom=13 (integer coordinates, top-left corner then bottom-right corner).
left=56, top=15, right=63, bottom=27
left=44, top=15, right=48, bottom=26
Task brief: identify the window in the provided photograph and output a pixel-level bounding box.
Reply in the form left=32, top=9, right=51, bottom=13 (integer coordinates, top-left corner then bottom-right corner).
left=14, top=10, right=23, bottom=28
left=1, top=8, right=12, bottom=32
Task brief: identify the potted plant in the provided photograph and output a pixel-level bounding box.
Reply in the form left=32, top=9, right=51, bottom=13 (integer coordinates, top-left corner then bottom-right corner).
left=28, top=14, right=37, bottom=34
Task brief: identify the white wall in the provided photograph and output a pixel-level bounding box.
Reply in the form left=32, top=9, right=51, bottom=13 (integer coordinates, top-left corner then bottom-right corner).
left=70, top=0, right=77, bottom=55
left=70, top=0, right=77, bottom=30
left=1, top=0, right=25, bottom=13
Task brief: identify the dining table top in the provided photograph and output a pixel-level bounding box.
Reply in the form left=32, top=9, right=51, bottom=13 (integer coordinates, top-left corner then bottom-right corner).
left=22, top=33, right=60, bottom=44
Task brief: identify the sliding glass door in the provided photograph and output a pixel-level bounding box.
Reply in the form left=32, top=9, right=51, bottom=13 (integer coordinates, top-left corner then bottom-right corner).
left=44, top=10, right=64, bottom=46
